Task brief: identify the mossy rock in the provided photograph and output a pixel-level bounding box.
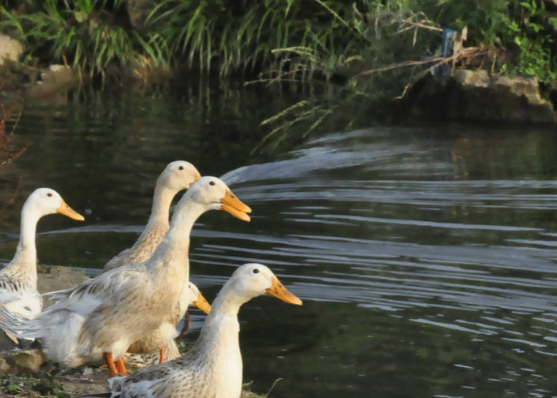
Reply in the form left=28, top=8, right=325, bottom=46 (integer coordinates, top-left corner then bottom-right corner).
left=408, top=69, right=557, bottom=124
left=2, top=349, right=44, bottom=374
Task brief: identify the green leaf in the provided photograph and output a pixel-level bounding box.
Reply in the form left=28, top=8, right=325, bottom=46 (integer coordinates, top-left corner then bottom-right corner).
left=74, top=11, right=87, bottom=23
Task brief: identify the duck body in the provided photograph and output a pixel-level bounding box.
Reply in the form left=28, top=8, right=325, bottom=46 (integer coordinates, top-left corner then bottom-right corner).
left=0, top=177, right=250, bottom=374
left=0, top=188, right=83, bottom=340
left=93, top=263, right=302, bottom=398
left=125, top=340, right=181, bottom=369
left=42, top=257, right=189, bottom=367
left=125, top=302, right=182, bottom=355
left=0, top=275, right=42, bottom=322
left=112, top=315, right=242, bottom=398
left=103, top=223, right=167, bottom=272
left=103, top=161, right=205, bottom=364
left=126, top=282, right=211, bottom=363
left=0, top=276, right=42, bottom=347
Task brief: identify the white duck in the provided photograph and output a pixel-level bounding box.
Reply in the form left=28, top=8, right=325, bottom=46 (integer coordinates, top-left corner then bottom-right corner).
left=103, top=160, right=201, bottom=272
left=124, top=281, right=210, bottom=369
left=103, top=161, right=204, bottom=366
left=87, top=263, right=302, bottom=398
left=0, top=177, right=250, bottom=377
left=0, top=188, right=84, bottom=342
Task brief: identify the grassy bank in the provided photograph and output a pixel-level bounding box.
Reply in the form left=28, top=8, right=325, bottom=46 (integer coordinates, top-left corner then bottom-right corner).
left=0, top=1, right=555, bottom=84
left=1, top=1, right=556, bottom=150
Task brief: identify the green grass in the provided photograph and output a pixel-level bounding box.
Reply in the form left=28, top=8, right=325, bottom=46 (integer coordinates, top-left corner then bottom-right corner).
left=0, top=0, right=169, bottom=82
left=1, top=0, right=554, bottom=85
left=0, top=374, right=70, bottom=398
left=252, top=0, right=557, bottom=151
left=1, top=0, right=555, bottom=152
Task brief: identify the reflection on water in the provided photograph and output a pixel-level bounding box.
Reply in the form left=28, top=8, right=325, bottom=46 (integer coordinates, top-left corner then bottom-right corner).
left=2, top=81, right=557, bottom=397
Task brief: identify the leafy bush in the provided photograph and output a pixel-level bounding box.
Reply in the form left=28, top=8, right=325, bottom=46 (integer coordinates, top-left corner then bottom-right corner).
left=256, top=0, right=557, bottom=150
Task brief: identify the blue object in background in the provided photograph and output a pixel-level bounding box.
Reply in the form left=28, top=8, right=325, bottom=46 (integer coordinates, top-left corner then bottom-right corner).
left=431, top=28, right=455, bottom=76
left=441, top=28, right=455, bottom=57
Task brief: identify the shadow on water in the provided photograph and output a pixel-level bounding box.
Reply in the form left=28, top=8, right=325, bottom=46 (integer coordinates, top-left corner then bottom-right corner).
left=2, top=78, right=557, bottom=397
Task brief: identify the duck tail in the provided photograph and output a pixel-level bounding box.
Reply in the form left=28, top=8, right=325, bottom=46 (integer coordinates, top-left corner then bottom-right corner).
left=40, top=309, right=86, bottom=366
left=0, top=307, right=35, bottom=338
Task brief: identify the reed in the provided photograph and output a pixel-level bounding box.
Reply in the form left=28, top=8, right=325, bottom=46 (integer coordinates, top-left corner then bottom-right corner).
left=145, top=0, right=304, bottom=75
left=254, top=0, right=442, bottom=152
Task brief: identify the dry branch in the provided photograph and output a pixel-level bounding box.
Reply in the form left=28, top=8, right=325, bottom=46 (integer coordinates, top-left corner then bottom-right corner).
left=0, top=102, right=28, bottom=218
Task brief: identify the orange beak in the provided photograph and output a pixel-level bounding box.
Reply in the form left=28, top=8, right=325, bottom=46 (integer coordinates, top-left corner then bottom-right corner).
left=190, top=171, right=202, bottom=186
left=220, top=190, right=252, bottom=222
left=56, top=200, right=85, bottom=221
left=266, top=277, right=303, bottom=306
left=192, top=291, right=211, bottom=314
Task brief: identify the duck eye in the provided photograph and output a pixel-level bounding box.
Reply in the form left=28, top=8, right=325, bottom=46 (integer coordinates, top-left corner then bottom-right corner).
left=253, top=268, right=260, bottom=274
left=179, top=166, right=184, bottom=170
left=209, top=181, right=216, bottom=186
left=47, top=193, right=52, bottom=197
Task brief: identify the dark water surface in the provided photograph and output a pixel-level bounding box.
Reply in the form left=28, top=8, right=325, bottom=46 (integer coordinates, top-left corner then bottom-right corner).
left=2, top=80, right=557, bottom=398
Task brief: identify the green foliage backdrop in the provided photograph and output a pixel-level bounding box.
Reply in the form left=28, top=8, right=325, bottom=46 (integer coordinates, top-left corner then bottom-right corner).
left=1, top=0, right=555, bottom=83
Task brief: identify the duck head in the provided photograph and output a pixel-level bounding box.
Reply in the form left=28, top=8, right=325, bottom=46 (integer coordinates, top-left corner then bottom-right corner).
left=188, top=176, right=252, bottom=222
left=25, top=188, right=84, bottom=221
left=187, top=282, right=211, bottom=314
left=230, top=263, right=303, bottom=305
left=158, top=161, right=201, bottom=192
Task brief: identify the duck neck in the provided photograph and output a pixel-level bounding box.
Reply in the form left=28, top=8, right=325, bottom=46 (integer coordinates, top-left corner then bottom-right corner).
left=132, top=184, right=174, bottom=247
left=146, top=183, right=174, bottom=229
left=209, top=281, right=249, bottom=319
left=186, top=280, right=247, bottom=370
left=7, top=204, right=39, bottom=286
left=149, top=198, right=206, bottom=281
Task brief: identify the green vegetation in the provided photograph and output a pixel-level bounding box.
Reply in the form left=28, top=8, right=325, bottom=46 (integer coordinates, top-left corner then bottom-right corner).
left=0, top=374, right=70, bottom=398
left=254, top=0, right=557, bottom=149
left=0, top=1, right=556, bottom=147
left=0, top=0, right=170, bottom=81
left=0, top=1, right=555, bottom=84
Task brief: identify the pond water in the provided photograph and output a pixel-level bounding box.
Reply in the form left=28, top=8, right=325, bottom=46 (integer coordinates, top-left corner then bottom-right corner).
left=2, top=78, right=557, bottom=398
